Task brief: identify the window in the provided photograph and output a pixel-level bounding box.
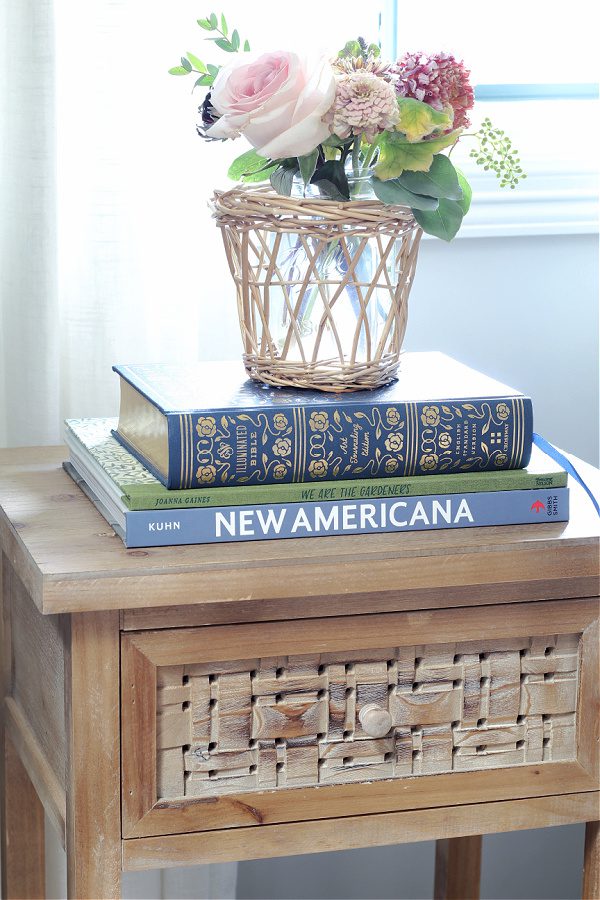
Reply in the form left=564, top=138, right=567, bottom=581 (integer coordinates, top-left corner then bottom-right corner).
left=379, top=0, right=599, bottom=236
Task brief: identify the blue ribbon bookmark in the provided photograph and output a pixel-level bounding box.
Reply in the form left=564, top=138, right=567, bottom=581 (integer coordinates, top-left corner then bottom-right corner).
left=533, top=433, right=600, bottom=518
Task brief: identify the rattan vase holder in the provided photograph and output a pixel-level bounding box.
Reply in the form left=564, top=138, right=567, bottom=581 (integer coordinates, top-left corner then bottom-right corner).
left=212, top=185, right=422, bottom=392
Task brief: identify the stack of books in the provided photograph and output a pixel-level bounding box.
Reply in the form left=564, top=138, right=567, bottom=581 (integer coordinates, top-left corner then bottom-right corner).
left=63, top=352, right=569, bottom=548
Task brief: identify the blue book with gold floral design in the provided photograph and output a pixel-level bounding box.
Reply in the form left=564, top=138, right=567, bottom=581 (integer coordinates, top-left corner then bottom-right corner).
left=112, top=352, right=533, bottom=489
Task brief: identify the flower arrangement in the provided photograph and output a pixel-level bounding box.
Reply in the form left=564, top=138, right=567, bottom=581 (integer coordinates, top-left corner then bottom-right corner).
left=170, top=14, right=525, bottom=241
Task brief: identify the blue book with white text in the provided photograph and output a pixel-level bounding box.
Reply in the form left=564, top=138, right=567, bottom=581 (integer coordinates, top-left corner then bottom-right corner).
left=65, top=460, right=568, bottom=548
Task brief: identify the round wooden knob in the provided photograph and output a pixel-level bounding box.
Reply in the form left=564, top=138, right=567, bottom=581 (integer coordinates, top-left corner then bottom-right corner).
left=358, top=703, right=392, bottom=738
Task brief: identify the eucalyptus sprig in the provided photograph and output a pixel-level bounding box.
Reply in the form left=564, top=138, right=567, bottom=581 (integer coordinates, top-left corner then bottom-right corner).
left=197, top=11, right=250, bottom=53
left=468, top=118, right=526, bottom=189
left=168, top=12, right=250, bottom=88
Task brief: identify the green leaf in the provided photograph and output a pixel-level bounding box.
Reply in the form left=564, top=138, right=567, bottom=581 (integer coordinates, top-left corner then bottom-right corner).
left=194, top=75, right=213, bottom=88
left=180, top=56, right=192, bottom=72
left=368, top=43, right=381, bottom=58
left=168, top=66, right=190, bottom=76
left=231, top=29, right=240, bottom=51
left=322, top=134, right=350, bottom=149
left=248, top=158, right=281, bottom=176
left=241, top=156, right=279, bottom=183
left=243, top=39, right=251, bottom=51
left=186, top=53, right=207, bottom=73
left=412, top=199, right=464, bottom=241
left=298, top=150, right=319, bottom=186
left=399, top=154, right=462, bottom=200
left=271, top=165, right=297, bottom=196
left=197, top=18, right=212, bottom=29
left=310, top=160, right=349, bottom=200
left=371, top=177, right=439, bottom=210
left=338, top=40, right=361, bottom=58
left=228, top=149, right=271, bottom=181
left=241, top=166, right=277, bottom=184
left=220, top=13, right=228, bottom=35
left=215, top=37, right=232, bottom=51
left=396, top=97, right=452, bottom=142
left=207, top=63, right=220, bottom=77
left=209, top=12, right=218, bottom=28
left=375, top=129, right=461, bottom=180
left=311, top=180, right=347, bottom=201
left=455, top=167, right=472, bottom=214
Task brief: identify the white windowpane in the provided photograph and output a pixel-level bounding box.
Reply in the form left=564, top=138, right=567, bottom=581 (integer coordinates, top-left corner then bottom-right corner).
left=387, top=0, right=598, bottom=83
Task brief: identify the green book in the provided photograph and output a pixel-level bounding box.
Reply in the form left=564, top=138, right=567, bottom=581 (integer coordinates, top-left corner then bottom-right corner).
left=65, top=418, right=567, bottom=512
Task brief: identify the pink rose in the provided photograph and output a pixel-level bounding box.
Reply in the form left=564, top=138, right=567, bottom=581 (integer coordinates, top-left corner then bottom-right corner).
left=207, top=51, right=336, bottom=159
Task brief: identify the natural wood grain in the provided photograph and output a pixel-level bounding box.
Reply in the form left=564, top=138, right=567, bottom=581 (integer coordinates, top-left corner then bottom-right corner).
left=8, top=557, right=66, bottom=792
left=578, top=620, right=600, bottom=782
left=126, top=598, right=598, bottom=667
left=121, top=597, right=598, bottom=838
left=150, top=631, right=579, bottom=800
left=1, top=548, right=45, bottom=899
left=583, top=820, right=600, bottom=900
left=122, top=791, right=600, bottom=870
left=1, top=731, right=45, bottom=899
left=121, top=640, right=158, bottom=835
left=0, top=552, right=10, bottom=712
left=1, top=549, right=67, bottom=848
left=65, top=611, right=121, bottom=899
left=434, top=836, right=482, bottom=900
left=0, top=448, right=598, bottom=614
left=4, top=697, right=66, bottom=847
left=121, top=576, right=600, bottom=630
left=26, top=543, right=600, bottom=616
left=1, top=445, right=599, bottom=893
left=126, top=759, right=596, bottom=838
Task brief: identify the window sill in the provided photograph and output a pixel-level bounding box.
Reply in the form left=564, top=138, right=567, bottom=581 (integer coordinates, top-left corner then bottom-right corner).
left=444, top=168, right=598, bottom=240
left=441, top=96, right=598, bottom=239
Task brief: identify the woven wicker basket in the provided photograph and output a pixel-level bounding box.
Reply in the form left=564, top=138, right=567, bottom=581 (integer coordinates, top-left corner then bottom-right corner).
left=212, top=185, right=422, bottom=392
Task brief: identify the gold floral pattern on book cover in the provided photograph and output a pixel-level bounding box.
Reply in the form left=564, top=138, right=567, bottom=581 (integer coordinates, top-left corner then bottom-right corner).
left=180, top=398, right=527, bottom=486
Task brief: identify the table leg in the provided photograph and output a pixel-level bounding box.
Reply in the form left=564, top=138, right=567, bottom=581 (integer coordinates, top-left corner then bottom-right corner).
left=434, top=835, right=482, bottom=900
left=0, top=730, right=45, bottom=900
left=65, top=611, right=121, bottom=900
left=583, top=821, right=600, bottom=900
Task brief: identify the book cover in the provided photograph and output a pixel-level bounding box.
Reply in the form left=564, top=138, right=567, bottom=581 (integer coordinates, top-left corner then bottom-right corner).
left=65, top=418, right=565, bottom=511
left=65, top=459, right=569, bottom=548
left=112, top=352, right=533, bottom=489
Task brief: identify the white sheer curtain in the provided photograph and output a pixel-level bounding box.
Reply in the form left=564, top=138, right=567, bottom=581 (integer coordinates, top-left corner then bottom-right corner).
left=1, top=0, right=379, bottom=450
left=2, top=1, right=235, bottom=449
left=1, top=2, right=377, bottom=896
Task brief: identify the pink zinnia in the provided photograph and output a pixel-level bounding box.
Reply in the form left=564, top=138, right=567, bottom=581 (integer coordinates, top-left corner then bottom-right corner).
left=325, top=71, right=400, bottom=143
left=392, top=52, right=474, bottom=130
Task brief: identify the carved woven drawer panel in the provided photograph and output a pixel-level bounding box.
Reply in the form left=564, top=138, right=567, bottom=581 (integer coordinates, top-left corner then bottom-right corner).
left=121, top=600, right=599, bottom=838
left=155, top=632, right=579, bottom=801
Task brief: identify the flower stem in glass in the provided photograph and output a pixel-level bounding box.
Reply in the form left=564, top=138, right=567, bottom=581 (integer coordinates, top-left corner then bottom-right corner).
left=351, top=135, right=362, bottom=178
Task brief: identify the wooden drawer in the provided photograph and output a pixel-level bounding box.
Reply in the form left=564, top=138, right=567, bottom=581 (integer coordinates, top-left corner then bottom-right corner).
left=121, top=598, right=599, bottom=839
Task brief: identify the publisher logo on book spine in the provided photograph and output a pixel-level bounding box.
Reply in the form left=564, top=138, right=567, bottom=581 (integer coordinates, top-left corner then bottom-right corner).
left=531, top=496, right=559, bottom=516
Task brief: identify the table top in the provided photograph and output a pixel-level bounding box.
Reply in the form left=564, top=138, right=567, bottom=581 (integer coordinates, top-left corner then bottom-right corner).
left=0, top=445, right=598, bottom=616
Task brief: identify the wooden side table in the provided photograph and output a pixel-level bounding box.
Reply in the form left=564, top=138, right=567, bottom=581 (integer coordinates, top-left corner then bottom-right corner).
left=0, top=446, right=598, bottom=900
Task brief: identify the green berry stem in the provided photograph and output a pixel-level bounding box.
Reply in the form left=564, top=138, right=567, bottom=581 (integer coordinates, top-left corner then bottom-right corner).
left=467, top=118, right=526, bottom=189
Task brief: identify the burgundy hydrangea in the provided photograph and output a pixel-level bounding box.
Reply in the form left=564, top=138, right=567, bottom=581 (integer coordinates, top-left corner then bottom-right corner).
left=392, top=52, right=474, bottom=130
